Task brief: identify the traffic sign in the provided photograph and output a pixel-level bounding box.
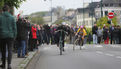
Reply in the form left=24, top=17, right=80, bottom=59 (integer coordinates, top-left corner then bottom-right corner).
left=108, top=12, right=114, bottom=19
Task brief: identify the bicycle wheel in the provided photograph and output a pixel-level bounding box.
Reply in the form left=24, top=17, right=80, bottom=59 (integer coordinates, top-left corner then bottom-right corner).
left=80, top=39, right=84, bottom=50
left=73, top=43, right=75, bottom=51
left=73, top=40, right=75, bottom=51
left=59, top=41, right=63, bottom=55
left=73, top=39, right=78, bottom=51
left=80, top=44, right=82, bottom=50
left=60, top=45, right=63, bottom=55
left=79, top=38, right=82, bottom=50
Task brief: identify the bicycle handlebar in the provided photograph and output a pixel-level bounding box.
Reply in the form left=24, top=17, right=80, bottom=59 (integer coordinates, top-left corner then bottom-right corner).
left=55, top=30, right=68, bottom=35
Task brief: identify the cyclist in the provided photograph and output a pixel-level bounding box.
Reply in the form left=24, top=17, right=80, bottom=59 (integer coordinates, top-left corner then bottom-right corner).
left=55, top=22, right=69, bottom=51
left=75, top=26, right=86, bottom=46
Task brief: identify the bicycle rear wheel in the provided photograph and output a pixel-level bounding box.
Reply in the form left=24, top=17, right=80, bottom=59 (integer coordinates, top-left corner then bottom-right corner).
left=73, top=38, right=78, bottom=51
left=80, top=45, right=82, bottom=50
left=80, top=39, right=84, bottom=50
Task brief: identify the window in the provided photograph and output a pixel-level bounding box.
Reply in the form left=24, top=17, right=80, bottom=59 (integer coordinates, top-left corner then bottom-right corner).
left=102, top=4, right=104, bottom=7
left=110, top=3, right=113, bottom=7
left=105, top=4, right=109, bottom=7
left=85, top=21, right=88, bottom=26
left=105, top=11, right=108, bottom=16
left=119, top=3, right=121, bottom=7
left=78, top=15, right=79, bottom=19
left=78, top=22, right=80, bottom=25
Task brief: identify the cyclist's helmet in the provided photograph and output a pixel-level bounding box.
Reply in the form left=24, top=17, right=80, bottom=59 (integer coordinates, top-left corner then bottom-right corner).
left=80, top=26, right=83, bottom=28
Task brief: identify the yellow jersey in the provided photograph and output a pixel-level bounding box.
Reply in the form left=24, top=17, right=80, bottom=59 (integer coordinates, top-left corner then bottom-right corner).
left=77, top=28, right=87, bottom=36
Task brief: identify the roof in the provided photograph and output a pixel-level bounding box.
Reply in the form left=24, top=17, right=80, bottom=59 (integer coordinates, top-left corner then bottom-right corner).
left=76, top=8, right=90, bottom=13
left=102, top=0, right=121, bottom=3
left=76, top=2, right=99, bottom=13
left=87, top=2, right=99, bottom=8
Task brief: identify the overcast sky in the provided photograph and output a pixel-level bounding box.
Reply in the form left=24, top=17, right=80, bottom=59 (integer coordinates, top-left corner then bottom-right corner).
left=15, top=0, right=100, bottom=15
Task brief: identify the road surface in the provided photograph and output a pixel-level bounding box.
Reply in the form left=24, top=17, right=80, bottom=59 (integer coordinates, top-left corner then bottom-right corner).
left=27, top=44, right=121, bottom=69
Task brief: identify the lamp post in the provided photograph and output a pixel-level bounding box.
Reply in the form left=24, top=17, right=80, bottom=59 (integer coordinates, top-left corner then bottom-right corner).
left=100, top=0, right=103, bottom=17
left=83, top=0, right=85, bottom=26
left=91, top=0, right=94, bottom=26
left=50, top=0, right=52, bottom=24
left=44, top=0, right=52, bottom=24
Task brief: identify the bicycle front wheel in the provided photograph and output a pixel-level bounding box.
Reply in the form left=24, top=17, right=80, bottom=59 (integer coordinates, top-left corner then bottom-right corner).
left=59, top=44, right=63, bottom=55
left=60, top=47, right=62, bottom=55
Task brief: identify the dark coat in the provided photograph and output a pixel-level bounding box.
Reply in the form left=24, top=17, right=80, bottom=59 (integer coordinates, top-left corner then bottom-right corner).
left=103, top=28, right=109, bottom=40
left=92, top=26, right=98, bottom=35
left=70, top=27, right=75, bottom=36
left=119, top=28, right=121, bottom=44
left=0, top=11, right=17, bottom=39
left=17, top=19, right=30, bottom=40
left=113, top=28, right=119, bottom=38
left=55, top=25, right=69, bottom=43
left=43, top=25, right=51, bottom=34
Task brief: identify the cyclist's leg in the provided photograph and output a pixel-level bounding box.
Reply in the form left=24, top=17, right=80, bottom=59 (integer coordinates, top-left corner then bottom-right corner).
left=81, top=37, right=84, bottom=46
left=56, top=36, right=60, bottom=47
left=78, top=37, right=81, bottom=45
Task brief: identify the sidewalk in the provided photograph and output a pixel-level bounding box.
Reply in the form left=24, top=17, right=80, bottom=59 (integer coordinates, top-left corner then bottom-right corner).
left=0, top=50, right=38, bottom=69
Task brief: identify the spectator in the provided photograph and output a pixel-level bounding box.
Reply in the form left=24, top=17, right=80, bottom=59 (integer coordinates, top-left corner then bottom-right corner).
left=118, top=26, right=121, bottom=44
left=116, top=25, right=120, bottom=44
left=88, top=32, right=92, bottom=44
left=43, top=24, right=51, bottom=44
left=25, top=19, right=31, bottom=56
left=50, top=25, right=55, bottom=44
left=97, top=27, right=103, bottom=44
left=109, top=24, right=115, bottom=44
left=36, top=25, right=41, bottom=46
left=74, top=25, right=79, bottom=33
left=54, top=24, right=59, bottom=44
left=0, top=5, right=17, bottom=69
left=113, top=26, right=119, bottom=44
left=103, top=26, right=109, bottom=44
left=31, top=24, right=37, bottom=51
left=92, top=24, right=98, bottom=44
left=16, top=18, right=30, bottom=58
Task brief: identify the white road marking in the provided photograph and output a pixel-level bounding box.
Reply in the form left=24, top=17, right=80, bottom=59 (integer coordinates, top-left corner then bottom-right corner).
left=110, top=45, right=121, bottom=47
left=105, top=53, right=114, bottom=57
left=81, top=46, right=86, bottom=49
left=96, top=51, right=121, bottom=60
left=64, top=46, right=69, bottom=49
left=96, top=45, right=103, bottom=48
left=43, top=47, right=51, bottom=50
left=116, top=56, right=121, bottom=59
left=96, top=51, right=103, bottom=54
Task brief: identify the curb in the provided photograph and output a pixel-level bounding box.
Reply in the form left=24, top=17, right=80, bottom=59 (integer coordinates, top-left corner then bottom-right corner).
left=17, top=51, right=38, bottom=69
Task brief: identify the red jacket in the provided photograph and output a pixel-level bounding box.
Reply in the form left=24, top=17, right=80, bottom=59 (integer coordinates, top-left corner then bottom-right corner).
left=31, top=26, right=37, bottom=39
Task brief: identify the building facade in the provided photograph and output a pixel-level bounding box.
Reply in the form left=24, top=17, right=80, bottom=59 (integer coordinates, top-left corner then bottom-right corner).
left=76, top=8, right=95, bottom=28
left=95, top=0, right=121, bottom=25
left=43, top=6, right=65, bottom=25
left=76, top=2, right=98, bottom=28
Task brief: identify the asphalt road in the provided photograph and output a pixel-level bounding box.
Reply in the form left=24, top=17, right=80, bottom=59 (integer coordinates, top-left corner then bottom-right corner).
left=27, top=44, right=121, bottom=69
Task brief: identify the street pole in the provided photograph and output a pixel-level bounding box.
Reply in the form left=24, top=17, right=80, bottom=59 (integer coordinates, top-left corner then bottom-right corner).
left=91, top=0, right=93, bottom=26
left=83, top=0, right=85, bottom=26
left=44, top=0, right=52, bottom=25
left=50, top=0, right=52, bottom=24
left=100, top=0, right=103, bottom=17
